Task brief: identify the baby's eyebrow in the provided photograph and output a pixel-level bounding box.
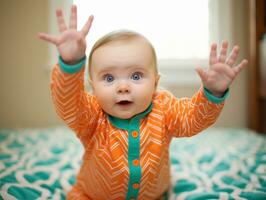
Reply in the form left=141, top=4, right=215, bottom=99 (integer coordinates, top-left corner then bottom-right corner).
left=96, top=66, right=117, bottom=76
left=97, top=65, right=149, bottom=74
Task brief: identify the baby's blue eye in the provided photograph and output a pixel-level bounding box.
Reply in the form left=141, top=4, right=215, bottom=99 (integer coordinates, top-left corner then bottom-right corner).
left=131, top=72, right=142, bottom=80
left=104, top=74, right=114, bottom=82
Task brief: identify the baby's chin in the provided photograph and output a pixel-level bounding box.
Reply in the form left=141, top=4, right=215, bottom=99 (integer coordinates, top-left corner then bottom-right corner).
left=103, top=104, right=150, bottom=119
left=109, top=112, right=135, bottom=119
left=104, top=108, right=139, bottom=119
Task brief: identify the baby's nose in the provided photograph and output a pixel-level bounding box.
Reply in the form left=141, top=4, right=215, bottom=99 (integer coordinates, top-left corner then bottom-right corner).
left=117, top=83, right=130, bottom=94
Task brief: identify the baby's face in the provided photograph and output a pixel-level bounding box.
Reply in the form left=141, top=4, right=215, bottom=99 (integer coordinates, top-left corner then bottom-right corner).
left=90, top=37, right=159, bottom=119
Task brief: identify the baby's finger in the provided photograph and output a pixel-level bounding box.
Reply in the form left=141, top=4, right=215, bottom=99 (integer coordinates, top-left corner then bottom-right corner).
left=232, top=59, right=248, bottom=75
left=218, top=41, right=228, bottom=63
left=209, top=43, right=218, bottom=66
left=81, top=15, right=94, bottom=36
left=38, top=33, right=59, bottom=45
left=226, top=46, right=239, bottom=67
left=69, top=5, right=77, bottom=30
left=56, top=9, right=67, bottom=33
left=195, top=66, right=208, bottom=82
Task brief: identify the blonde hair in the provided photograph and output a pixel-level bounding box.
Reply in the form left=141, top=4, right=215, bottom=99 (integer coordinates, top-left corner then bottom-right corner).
left=88, top=30, right=158, bottom=77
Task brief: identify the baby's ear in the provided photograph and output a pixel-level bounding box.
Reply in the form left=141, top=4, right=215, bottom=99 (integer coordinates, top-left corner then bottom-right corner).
left=155, top=74, right=160, bottom=88
left=88, top=79, right=95, bottom=93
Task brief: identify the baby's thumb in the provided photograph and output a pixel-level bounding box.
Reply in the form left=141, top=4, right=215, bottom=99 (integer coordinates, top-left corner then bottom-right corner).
left=38, top=33, right=58, bottom=45
left=195, top=66, right=207, bottom=82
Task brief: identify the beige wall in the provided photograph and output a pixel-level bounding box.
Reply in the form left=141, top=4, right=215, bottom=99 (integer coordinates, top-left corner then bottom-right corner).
left=0, top=0, right=249, bottom=128
left=0, top=1, right=62, bottom=128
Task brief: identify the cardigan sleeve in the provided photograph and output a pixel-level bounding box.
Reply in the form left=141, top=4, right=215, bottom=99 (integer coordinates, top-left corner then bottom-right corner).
left=160, top=87, right=225, bottom=138
left=50, top=64, right=101, bottom=145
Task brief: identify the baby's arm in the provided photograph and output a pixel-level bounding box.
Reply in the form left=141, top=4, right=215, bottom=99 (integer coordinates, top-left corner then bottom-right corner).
left=164, top=42, right=248, bottom=138
left=163, top=88, right=224, bottom=138
left=38, top=5, right=97, bottom=141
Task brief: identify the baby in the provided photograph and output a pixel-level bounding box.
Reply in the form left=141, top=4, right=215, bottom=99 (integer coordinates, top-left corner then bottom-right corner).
left=38, top=5, right=248, bottom=200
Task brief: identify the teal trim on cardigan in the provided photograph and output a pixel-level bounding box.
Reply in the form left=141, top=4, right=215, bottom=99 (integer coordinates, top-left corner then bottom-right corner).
left=203, top=87, right=229, bottom=104
left=58, top=56, right=86, bottom=74
left=108, top=103, right=153, bottom=130
left=162, top=190, right=168, bottom=200
left=107, top=103, right=153, bottom=200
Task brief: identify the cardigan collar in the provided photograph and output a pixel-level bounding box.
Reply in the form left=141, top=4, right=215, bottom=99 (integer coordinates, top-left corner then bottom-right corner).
left=107, top=103, right=153, bottom=130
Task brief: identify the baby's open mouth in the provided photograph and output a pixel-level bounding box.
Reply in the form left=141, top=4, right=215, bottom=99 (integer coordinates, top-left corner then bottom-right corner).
left=117, top=100, right=133, bottom=105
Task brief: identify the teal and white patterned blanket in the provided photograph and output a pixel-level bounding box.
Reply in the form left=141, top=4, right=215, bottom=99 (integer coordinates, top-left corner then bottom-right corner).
left=0, top=127, right=265, bottom=200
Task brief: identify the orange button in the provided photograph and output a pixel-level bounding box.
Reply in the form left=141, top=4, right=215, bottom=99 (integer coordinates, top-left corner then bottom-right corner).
left=132, top=159, right=139, bottom=166
left=132, top=131, right=138, bottom=138
left=132, top=183, right=139, bottom=189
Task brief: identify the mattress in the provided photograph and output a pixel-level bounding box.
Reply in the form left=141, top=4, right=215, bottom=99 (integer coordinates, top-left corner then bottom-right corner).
left=0, top=127, right=265, bottom=200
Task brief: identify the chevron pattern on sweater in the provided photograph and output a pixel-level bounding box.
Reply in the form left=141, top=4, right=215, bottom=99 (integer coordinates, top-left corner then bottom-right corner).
left=51, top=64, right=224, bottom=200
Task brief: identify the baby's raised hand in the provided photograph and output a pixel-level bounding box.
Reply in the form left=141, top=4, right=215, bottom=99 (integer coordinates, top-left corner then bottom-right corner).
left=196, top=41, right=248, bottom=97
left=38, top=5, right=93, bottom=64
